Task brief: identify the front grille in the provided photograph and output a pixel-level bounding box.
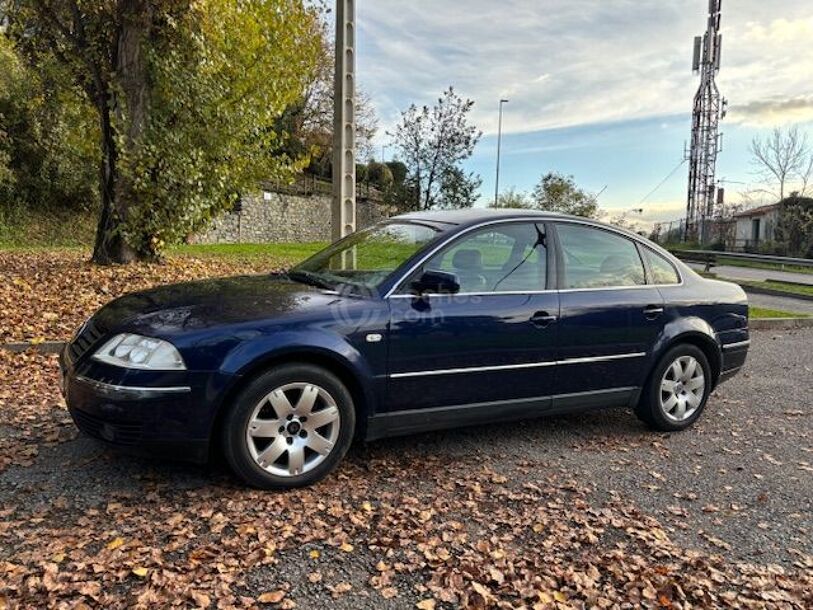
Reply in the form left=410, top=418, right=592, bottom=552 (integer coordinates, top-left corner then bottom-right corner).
left=69, top=320, right=105, bottom=363
left=71, top=409, right=143, bottom=446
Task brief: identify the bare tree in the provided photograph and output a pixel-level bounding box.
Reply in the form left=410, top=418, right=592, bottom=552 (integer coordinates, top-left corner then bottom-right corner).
left=391, top=87, right=482, bottom=211
left=749, top=126, right=813, bottom=201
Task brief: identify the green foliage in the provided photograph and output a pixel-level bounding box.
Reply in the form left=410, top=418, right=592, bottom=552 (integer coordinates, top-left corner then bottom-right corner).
left=436, top=166, right=481, bottom=209
left=367, top=162, right=394, bottom=190
left=531, top=172, right=599, bottom=218
left=0, top=34, right=98, bottom=213
left=356, top=163, right=369, bottom=184
left=385, top=161, right=408, bottom=186
left=774, top=196, right=813, bottom=258
left=122, top=0, right=322, bottom=254
left=2, top=0, right=322, bottom=262
left=391, top=87, right=482, bottom=211
left=493, top=188, right=532, bottom=209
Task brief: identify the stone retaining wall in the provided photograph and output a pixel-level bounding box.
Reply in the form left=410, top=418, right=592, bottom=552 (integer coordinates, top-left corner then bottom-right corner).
left=194, top=191, right=392, bottom=244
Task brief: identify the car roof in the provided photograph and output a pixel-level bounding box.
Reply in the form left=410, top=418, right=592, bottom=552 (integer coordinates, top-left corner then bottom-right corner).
left=394, top=208, right=563, bottom=226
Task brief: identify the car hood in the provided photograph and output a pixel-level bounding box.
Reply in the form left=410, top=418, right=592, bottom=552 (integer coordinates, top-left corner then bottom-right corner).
left=92, top=274, right=350, bottom=335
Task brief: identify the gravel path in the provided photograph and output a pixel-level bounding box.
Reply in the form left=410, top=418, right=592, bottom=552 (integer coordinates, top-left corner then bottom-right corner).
left=1, top=330, right=811, bottom=607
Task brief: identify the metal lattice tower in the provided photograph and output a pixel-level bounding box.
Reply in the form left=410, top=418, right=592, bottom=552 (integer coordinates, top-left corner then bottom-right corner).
left=685, top=0, right=727, bottom=243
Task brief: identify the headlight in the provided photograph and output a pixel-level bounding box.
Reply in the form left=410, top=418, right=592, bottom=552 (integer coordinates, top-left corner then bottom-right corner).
left=92, top=334, right=186, bottom=370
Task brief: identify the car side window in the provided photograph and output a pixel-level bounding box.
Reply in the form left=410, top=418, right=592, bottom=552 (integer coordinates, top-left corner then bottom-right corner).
left=557, top=224, right=646, bottom=289
left=644, top=247, right=681, bottom=285
left=420, top=223, right=547, bottom=293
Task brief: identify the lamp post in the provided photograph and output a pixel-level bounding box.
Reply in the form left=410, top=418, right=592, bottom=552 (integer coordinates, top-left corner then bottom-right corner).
left=494, top=98, right=509, bottom=206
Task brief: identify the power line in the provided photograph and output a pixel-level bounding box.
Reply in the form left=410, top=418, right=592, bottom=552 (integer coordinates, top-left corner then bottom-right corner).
left=637, top=158, right=687, bottom=206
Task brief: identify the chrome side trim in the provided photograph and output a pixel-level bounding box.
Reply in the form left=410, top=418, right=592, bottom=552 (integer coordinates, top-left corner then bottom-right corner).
left=722, top=340, right=751, bottom=351
left=389, top=351, right=646, bottom=379
left=557, top=352, right=647, bottom=366
left=76, top=376, right=192, bottom=395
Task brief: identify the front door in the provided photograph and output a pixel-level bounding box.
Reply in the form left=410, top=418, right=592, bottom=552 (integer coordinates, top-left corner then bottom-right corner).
left=386, top=221, right=559, bottom=414
left=553, top=222, right=666, bottom=407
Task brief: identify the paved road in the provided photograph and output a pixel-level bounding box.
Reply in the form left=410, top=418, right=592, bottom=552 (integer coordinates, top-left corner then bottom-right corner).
left=688, top=262, right=813, bottom=286
left=1, top=330, right=811, bottom=607
left=747, top=292, right=813, bottom=315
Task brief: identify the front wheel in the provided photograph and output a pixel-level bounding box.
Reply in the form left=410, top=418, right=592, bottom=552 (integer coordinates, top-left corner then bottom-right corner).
left=636, top=345, right=711, bottom=432
left=222, top=364, right=356, bottom=489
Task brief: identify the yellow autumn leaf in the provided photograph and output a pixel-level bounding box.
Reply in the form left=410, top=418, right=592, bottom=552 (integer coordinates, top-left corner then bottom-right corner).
left=51, top=553, right=66, bottom=563
left=416, top=600, right=436, bottom=610
left=132, top=567, right=148, bottom=578
left=339, top=542, right=354, bottom=552
left=106, top=537, right=125, bottom=550
left=30, top=337, right=46, bottom=345
left=258, top=590, right=286, bottom=603
left=554, top=591, right=567, bottom=602
left=309, top=549, right=320, bottom=559
left=361, top=501, right=373, bottom=512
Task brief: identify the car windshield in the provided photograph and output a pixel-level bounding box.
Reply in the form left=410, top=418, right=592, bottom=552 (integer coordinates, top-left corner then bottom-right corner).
left=290, top=222, right=440, bottom=291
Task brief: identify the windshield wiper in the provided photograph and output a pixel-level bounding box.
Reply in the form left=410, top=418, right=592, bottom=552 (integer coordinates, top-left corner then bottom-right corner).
left=287, top=270, right=335, bottom=290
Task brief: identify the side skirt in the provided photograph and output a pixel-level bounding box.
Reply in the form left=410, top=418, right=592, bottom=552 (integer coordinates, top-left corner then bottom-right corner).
left=365, top=387, right=638, bottom=441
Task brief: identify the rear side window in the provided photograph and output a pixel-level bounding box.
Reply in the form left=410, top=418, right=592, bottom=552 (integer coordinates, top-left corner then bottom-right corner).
left=644, top=248, right=681, bottom=285
left=557, top=224, right=645, bottom=289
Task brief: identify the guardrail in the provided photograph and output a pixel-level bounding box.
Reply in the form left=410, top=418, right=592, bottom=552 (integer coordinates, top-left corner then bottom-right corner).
left=671, top=249, right=813, bottom=272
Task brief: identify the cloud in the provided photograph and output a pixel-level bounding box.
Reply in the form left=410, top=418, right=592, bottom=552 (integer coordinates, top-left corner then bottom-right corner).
left=358, top=1, right=813, bottom=140
left=728, top=96, right=813, bottom=127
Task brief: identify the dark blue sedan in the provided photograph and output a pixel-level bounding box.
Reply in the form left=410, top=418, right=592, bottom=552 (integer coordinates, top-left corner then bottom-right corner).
left=61, top=209, right=750, bottom=488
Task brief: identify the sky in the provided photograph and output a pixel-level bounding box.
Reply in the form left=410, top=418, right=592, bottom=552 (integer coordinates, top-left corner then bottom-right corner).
left=354, top=0, right=813, bottom=226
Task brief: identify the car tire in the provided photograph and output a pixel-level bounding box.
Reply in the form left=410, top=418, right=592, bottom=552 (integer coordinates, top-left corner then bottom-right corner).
left=636, top=344, right=712, bottom=432
left=222, top=363, right=356, bottom=489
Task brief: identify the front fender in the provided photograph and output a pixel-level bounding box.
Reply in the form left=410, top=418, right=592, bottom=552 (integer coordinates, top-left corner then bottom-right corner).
left=207, top=329, right=379, bottom=428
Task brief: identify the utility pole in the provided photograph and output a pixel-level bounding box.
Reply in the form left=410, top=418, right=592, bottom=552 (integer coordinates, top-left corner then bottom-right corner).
left=494, top=98, right=509, bottom=206
left=333, top=0, right=356, bottom=247
left=685, top=0, right=727, bottom=244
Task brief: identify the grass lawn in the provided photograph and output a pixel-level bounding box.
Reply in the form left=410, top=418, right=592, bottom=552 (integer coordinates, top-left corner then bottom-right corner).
left=749, top=306, right=810, bottom=319
left=736, top=279, right=813, bottom=299
left=171, top=241, right=325, bottom=263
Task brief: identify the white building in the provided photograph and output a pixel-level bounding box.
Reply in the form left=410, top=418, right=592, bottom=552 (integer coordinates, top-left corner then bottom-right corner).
left=733, top=203, right=779, bottom=251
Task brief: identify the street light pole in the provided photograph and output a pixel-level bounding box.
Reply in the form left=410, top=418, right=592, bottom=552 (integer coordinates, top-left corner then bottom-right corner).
left=494, top=99, right=509, bottom=206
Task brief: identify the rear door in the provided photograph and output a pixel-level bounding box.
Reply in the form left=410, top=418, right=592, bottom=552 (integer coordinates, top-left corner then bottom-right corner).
left=385, top=221, right=559, bottom=413
left=552, top=222, right=666, bottom=408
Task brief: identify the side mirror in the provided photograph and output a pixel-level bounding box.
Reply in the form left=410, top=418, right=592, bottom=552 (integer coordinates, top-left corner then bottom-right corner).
left=410, top=270, right=460, bottom=295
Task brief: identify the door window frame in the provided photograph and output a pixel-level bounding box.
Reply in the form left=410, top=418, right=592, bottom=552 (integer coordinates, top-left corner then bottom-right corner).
left=550, top=221, right=678, bottom=291
left=389, top=220, right=556, bottom=297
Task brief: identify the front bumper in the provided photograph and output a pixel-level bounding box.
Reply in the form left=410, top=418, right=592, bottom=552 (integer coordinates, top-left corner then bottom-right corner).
left=60, top=350, right=217, bottom=464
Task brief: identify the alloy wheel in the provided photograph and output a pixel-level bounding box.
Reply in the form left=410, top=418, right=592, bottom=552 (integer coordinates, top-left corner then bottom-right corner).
left=245, top=382, right=341, bottom=478
left=659, top=355, right=705, bottom=423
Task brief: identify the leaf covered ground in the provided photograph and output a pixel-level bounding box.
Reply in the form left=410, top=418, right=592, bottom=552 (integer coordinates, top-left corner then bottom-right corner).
left=0, top=248, right=318, bottom=344
left=1, top=333, right=811, bottom=609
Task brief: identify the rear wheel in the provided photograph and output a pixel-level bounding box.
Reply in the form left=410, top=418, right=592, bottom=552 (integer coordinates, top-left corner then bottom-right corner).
left=636, top=344, right=711, bottom=432
left=222, top=364, right=355, bottom=489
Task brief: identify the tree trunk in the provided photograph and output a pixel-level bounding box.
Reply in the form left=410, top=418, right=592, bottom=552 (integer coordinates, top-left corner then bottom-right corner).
left=91, top=0, right=152, bottom=264
left=91, top=91, right=137, bottom=265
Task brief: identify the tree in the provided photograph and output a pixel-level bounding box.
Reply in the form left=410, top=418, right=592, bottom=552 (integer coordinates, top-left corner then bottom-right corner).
left=2, top=0, right=321, bottom=263
left=436, top=167, right=481, bottom=210
left=492, top=187, right=531, bottom=209
left=531, top=172, right=599, bottom=218
left=279, top=17, right=378, bottom=172
left=0, top=33, right=98, bottom=213
left=367, top=162, right=394, bottom=190
left=774, top=195, right=813, bottom=258
left=750, top=126, right=813, bottom=201
left=391, top=87, right=482, bottom=211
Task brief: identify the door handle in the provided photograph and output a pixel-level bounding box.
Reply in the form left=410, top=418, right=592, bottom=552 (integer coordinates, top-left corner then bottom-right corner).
left=644, top=305, right=664, bottom=319
left=530, top=311, right=558, bottom=328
